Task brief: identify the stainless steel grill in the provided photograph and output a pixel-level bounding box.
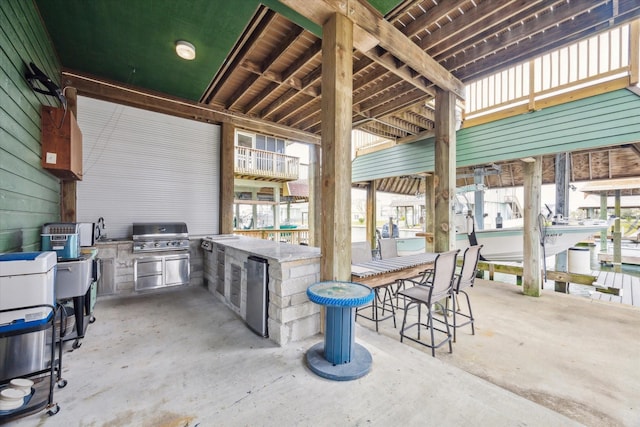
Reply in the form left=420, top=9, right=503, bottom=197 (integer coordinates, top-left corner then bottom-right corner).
left=132, top=222, right=189, bottom=253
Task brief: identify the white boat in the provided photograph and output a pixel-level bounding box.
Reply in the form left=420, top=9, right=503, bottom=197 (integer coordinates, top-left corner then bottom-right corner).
left=456, top=222, right=609, bottom=262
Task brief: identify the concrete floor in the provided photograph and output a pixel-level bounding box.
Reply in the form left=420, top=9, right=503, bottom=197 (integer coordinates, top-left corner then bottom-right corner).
left=9, top=279, right=639, bottom=427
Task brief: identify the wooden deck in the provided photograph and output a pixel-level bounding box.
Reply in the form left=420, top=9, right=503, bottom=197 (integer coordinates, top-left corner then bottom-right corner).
left=475, top=259, right=640, bottom=308
left=590, top=270, right=640, bottom=307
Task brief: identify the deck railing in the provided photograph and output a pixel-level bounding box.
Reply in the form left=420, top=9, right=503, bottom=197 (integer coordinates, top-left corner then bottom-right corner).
left=465, top=24, right=636, bottom=126
left=234, top=228, right=309, bottom=245
left=235, top=146, right=299, bottom=180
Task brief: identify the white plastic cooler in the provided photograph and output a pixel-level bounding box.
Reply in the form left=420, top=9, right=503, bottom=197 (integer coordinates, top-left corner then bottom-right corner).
left=0, top=251, right=57, bottom=329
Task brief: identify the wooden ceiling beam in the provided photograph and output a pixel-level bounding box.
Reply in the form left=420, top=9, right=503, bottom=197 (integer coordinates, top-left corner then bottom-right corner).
left=354, top=75, right=402, bottom=106
left=245, top=36, right=322, bottom=117
left=394, top=110, right=432, bottom=130
left=260, top=87, right=304, bottom=119
left=201, top=7, right=276, bottom=103
left=262, top=25, right=305, bottom=73
left=629, top=143, right=640, bottom=157
left=419, top=0, right=526, bottom=51
left=225, top=73, right=261, bottom=110
left=258, top=58, right=322, bottom=120
left=446, top=0, right=595, bottom=72
left=360, top=46, right=435, bottom=96
left=401, top=0, right=469, bottom=40
left=356, top=80, right=417, bottom=114
left=63, top=70, right=321, bottom=145
left=353, top=61, right=391, bottom=89
left=243, top=81, right=280, bottom=115
left=271, top=92, right=318, bottom=123
left=355, top=121, right=407, bottom=139
left=241, top=59, right=319, bottom=97
left=290, top=108, right=321, bottom=131
left=449, top=1, right=632, bottom=81
left=381, top=100, right=435, bottom=125
left=364, top=89, right=429, bottom=119
left=431, top=0, right=559, bottom=62
left=281, top=38, right=322, bottom=83
left=279, top=0, right=465, bottom=99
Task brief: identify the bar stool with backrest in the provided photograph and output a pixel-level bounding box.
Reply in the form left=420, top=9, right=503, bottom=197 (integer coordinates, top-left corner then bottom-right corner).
left=449, top=245, right=483, bottom=342
left=351, top=241, right=374, bottom=265
left=397, top=249, right=459, bottom=357
left=353, top=241, right=397, bottom=332
left=378, top=238, right=398, bottom=260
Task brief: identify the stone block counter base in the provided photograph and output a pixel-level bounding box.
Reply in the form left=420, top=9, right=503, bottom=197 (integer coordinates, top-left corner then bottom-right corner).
left=201, top=235, right=322, bottom=346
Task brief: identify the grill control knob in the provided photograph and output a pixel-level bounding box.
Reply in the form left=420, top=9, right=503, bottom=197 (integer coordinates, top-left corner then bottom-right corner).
left=154, top=242, right=160, bottom=247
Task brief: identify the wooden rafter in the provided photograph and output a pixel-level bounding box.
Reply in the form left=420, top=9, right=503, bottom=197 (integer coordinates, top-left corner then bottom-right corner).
left=279, top=0, right=466, bottom=98
left=201, top=7, right=277, bottom=104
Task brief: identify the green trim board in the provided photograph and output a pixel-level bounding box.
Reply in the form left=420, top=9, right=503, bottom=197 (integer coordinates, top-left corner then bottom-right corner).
left=352, top=88, right=640, bottom=183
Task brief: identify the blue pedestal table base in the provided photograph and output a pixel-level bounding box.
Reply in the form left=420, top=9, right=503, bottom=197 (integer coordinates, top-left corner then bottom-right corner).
left=305, top=281, right=374, bottom=381
left=306, top=342, right=372, bottom=381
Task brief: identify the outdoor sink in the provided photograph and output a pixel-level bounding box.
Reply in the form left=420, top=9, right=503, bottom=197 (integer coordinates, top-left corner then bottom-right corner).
left=55, top=256, right=92, bottom=300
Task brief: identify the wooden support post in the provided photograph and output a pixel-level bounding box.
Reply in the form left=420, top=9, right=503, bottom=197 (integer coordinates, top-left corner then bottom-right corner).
left=220, top=122, right=235, bottom=234
left=251, top=190, right=258, bottom=229
left=60, top=87, right=78, bottom=222
left=320, top=13, right=353, bottom=281
left=309, top=144, right=321, bottom=247
left=366, top=181, right=376, bottom=249
left=528, top=60, right=536, bottom=111
left=614, top=189, right=622, bottom=272
left=554, top=153, right=570, bottom=293
left=473, top=168, right=484, bottom=230
left=434, top=89, right=456, bottom=253
left=630, top=19, right=639, bottom=86
left=274, top=186, right=280, bottom=230
left=522, top=157, right=542, bottom=297
left=600, top=193, right=608, bottom=253
left=425, top=175, right=435, bottom=253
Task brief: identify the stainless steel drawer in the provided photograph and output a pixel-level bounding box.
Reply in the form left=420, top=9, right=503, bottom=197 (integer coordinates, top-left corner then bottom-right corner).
left=135, top=274, right=164, bottom=291
left=134, top=254, right=190, bottom=291
left=135, top=257, right=163, bottom=276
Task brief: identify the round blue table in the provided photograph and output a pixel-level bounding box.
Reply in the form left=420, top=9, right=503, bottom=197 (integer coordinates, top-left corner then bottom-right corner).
left=306, top=281, right=374, bottom=381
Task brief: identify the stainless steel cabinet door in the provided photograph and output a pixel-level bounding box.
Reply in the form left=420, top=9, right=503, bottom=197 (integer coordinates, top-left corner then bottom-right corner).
left=165, top=254, right=190, bottom=286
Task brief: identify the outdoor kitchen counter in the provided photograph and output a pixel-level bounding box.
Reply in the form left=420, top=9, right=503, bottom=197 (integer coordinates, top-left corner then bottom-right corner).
left=94, top=237, right=204, bottom=297
left=201, top=235, right=321, bottom=346
left=201, top=235, right=320, bottom=262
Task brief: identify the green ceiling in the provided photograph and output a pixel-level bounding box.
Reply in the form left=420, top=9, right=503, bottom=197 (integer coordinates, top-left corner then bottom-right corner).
left=35, top=0, right=399, bottom=102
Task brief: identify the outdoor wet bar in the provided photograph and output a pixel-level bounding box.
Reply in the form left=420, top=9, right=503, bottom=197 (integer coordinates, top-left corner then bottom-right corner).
left=201, top=235, right=321, bottom=346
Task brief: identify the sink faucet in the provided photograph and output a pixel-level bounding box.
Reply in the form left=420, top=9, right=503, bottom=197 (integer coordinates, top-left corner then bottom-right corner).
left=96, top=217, right=106, bottom=241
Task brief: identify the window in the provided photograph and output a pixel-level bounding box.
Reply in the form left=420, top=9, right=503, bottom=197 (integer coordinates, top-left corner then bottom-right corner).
left=237, top=132, right=254, bottom=148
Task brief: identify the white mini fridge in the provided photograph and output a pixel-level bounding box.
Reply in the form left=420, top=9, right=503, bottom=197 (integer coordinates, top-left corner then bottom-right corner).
left=246, top=256, right=268, bottom=337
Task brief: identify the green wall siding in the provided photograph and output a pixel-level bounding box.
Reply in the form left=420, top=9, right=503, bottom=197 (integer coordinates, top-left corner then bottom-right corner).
left=1, top=0, right=61, bottom=252
left=353, top=89, right=640, bottom=182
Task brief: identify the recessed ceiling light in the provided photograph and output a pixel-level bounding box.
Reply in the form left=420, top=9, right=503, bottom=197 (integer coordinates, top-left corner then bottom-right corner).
left=175, top=40, right=196, bottom=60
